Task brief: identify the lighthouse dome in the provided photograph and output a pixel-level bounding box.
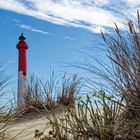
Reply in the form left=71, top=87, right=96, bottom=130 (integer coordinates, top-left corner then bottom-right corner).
left=16, top=33, right=28, bottom=49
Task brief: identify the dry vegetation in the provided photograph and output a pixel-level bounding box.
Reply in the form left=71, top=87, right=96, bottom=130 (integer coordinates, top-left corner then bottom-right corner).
left=23, top=72, right=80, bottom=113
left=35, top=12, right=140, bottom=140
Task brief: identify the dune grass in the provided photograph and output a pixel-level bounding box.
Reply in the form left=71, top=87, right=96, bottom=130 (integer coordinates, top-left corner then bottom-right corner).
left=0, top=62, right=18, bottom=139
left=43, top=90, right=123, bottom=140
left=0, top=61, right=11, bottom=139
left=22, top=72, right=81, bottom=114
left=33, top=12, right=140, bottom=140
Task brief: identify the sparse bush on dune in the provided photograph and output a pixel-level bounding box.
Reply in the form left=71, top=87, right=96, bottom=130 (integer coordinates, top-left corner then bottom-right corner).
left=24, top=72, right=81, bottom=114
left=23, top=72, right=58, bottom=113
left=100, top=11, right=140, bottom=139
left=0, top=62, right=10, bottom=137
left=43, top=90, right=123, bottom=140
left=0, top=61, right=15, bottom=139
left=25, top=74, right=44, bottom=112
left=57, top=74, right=81, bottom=108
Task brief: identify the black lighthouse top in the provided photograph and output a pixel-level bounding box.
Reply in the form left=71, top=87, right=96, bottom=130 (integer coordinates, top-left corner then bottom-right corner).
left=19, top=33, right=26, bottom=41
left=16, top=33, right=28, bottom=49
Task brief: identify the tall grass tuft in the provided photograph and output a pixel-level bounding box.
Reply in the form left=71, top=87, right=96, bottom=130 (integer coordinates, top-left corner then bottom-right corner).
left=76, top=11, right=140, bottom=139
left=24, top=72, right=81, bottom=113
left=45, top=90, right=123, bottom=140
left=100, top=11, right=140, bottom=121
left=0, top=61, right=15, bottom=139
left=41, top=71, right=59, bottom=110
left=57, top=74, right=81, bottom=108
left=25, top=74, right=44, bottom=112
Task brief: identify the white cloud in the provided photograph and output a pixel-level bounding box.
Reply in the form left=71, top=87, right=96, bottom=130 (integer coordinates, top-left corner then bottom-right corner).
left=12, top=18, right=20, bottom=23
left=64, top=36, right=75, bottom=41
left=93, top=0, right=111, bottom=6
left=15, top=23, right=49, bottom=35
left=127, top=0, right=140, bottom=5
left=90, top=26, right=107, bottom=33
left=0, top=0, right=140, bottom=33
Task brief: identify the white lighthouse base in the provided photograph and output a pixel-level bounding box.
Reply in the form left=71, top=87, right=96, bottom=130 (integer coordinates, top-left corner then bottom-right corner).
left=17, top=71, right=27, bottom=106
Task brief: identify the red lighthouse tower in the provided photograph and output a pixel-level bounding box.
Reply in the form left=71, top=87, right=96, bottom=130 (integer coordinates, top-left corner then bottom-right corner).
left=16, top=33, right=28, bottom=105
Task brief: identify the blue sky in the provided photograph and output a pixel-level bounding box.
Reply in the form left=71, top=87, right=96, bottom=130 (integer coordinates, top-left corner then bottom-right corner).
left=0, top=0, right=140, bottom=93
left=0, top=9, right=98, bottom=80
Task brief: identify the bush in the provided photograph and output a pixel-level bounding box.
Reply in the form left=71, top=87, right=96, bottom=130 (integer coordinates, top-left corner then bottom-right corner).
left=57, top=74, right=81, bottom=108
left=24, top=72, right=81, bottom=113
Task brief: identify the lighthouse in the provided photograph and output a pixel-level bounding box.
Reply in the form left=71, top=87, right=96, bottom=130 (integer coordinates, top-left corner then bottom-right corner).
left=16, top=33, right=28, bottom=106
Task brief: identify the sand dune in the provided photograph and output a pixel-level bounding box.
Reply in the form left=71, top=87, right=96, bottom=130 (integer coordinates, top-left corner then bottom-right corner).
left=6, top=114, right=49, bottom=140
left=5, top=107, right=67, bottom=140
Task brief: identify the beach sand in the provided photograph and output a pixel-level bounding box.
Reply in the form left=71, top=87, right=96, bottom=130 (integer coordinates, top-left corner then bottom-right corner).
left=5, top=114, right=49, bottom=140
left=4, top=107, right=67, bottom=140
